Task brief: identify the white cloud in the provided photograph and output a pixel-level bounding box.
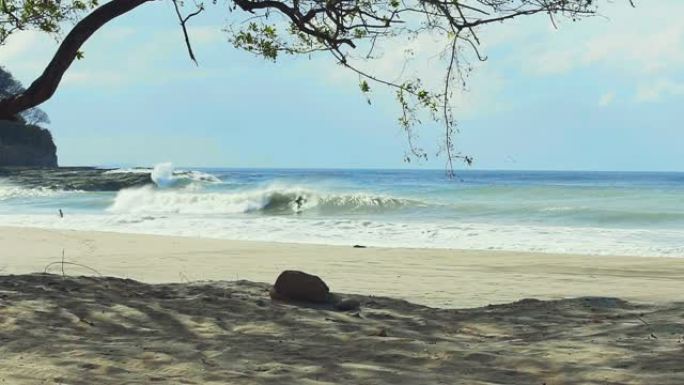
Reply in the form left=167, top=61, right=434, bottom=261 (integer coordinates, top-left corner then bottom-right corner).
left=2, top=31, right=48, bottom=60
left=531, top=48, right=581, bottom=75
left=0, top=23, right=241, bottom=92
left=517, top=2, right=684, bottom=78
left=305, top=31, right=510, bottom=119
left=188, top=26, right=225, bottom=45
left=584, top=22, right=684, bottom=75
left=309, top=1, right=684, bottom=116
left=598, top=91, right=616, bottom=107
left=636, top=79, right=684, bottom=102
left=479, top=1, right=684, bottom=105
left=527, top=28, right=681, bottom=77
left=1, top=31, right=58, bottom=83
left=5, top=0, right=684, bottom=114
left=61, top=70, right=128, bottom=87
left=98, top=26, right=138, bottom=42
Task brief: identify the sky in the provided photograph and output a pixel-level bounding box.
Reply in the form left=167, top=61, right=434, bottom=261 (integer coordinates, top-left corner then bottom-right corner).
left=1, top=0, right=683, bottom=171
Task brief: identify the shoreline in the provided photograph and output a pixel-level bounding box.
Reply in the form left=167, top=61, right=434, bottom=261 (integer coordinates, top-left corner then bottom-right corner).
left=2, top=226, right=684, bottom=308
left=0, top=221, right=664, bottom=256
left=1, top=219, right=681, bottom=258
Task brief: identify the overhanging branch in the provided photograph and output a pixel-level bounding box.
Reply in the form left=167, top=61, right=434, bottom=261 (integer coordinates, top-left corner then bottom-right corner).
left=171, top=0, right=205, bottom=64
left=0, top=0, right=153, bottom=119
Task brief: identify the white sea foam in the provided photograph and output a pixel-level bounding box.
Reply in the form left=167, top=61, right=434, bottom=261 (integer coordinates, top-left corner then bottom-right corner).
left=103, top=168, right=152, bottom=174
left=108, top=186, right=261, bottom=214
left=105, top=163, right=222, bottom=185
left=2, top=168, right=683, bottom=258
left=1, top=213, right=682, bottom=257
left=0, top=183, right=61, bottom=201
left=151, top=162, right=175, bottom=187
left=107, top=183, right=421, bottom=215
left=182, top=170, right=221, bottom=184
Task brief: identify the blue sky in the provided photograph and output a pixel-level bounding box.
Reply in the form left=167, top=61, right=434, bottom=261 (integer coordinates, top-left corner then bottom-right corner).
left=2, top=0, right=683, bottom=171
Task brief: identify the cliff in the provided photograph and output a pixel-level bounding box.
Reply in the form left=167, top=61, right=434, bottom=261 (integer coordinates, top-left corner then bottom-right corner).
left=0, top=120, right=58, bottom=167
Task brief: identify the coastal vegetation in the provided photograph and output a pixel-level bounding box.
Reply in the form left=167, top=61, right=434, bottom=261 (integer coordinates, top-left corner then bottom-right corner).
left=0, top=67, right=56, bottom=166
left=0, top=66, right=49, bottom=125
left=0, top=0, right=627, bottom=168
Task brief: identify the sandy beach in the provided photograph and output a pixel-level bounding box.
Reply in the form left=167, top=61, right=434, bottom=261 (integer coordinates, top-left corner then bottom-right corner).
left=2, top=226, right=684, bottom=384
left=2, top=226, right=684, bottom=308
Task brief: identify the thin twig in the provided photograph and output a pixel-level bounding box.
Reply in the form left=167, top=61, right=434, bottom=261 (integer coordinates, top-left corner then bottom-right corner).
left=171, top=0, right=204, bottom=64
left=61, top=249, right=65, bottom=278
left=44, top=261, right=103, bottom=277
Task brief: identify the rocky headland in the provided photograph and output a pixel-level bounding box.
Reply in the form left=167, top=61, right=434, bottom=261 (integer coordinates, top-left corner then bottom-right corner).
left=0, top=167, right=153, bottom=191
left=0, top=120, right=57, bottom=167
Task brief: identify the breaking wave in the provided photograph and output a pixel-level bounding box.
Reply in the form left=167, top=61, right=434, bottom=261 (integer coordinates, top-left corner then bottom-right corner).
left=107, top=184, right=424, bottom=215
left=0, top=184, right=62, bottom=201
left=105, top=163, right=221, bottom=187
left=3, top=167, right=684, bottom=257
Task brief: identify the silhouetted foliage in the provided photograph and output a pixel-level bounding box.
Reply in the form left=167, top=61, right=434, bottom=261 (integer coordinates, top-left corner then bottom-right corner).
left=0, top=120, right=55, bottom=150
left=0, top=66, right=50, bottom=125
left=0, top=0, right=632, bottom=171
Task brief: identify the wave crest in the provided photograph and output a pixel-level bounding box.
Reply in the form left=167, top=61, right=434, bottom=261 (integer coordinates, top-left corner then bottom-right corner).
left=105, top=164, right=221, bottom=187
left=0, top=184, right=61, bottom=201
left=107, top=185, right=422, bottom=215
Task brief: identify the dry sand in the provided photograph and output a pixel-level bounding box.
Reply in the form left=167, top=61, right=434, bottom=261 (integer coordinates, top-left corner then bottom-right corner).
left=1, top=226, right=684, bottom=308
left=1, top=226, right=684, bottom=384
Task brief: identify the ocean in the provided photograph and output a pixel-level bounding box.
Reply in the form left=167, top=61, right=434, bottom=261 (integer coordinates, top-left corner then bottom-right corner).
left=1, top=164, right=683, bottom=257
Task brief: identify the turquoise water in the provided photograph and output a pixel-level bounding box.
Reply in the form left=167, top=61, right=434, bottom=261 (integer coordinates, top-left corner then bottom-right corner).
left=1, top=165, right=683, bottom=256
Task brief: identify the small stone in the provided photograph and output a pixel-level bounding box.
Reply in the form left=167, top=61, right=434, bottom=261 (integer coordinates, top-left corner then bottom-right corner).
left=270, top=270, right=330, bottom=303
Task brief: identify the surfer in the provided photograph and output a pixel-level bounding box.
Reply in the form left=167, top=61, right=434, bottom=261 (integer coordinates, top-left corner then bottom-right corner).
left=58, top=209, right=63, bottom=218
left=294, top=196, right=305, bottom=211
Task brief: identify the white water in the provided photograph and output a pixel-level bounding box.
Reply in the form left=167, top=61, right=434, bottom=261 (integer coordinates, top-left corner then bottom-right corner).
left=1, top=165, right=683, bottom=257
left=107, top=183, right=419, bottom=215
left=1, top=212, right=683, bottom=257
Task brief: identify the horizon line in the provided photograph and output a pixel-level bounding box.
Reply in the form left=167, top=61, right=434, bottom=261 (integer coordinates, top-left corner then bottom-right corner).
left=60, top=163, right=684, bottom=174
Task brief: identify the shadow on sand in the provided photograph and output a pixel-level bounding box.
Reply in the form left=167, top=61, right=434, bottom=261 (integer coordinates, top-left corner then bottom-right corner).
left=0, top=274, right=683, bottom=384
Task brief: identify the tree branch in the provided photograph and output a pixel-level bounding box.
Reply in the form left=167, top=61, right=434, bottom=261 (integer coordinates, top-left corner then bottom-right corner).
left=0, top=0, right=153, bottom=120
left=171, top=0, right=204, bottom=65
